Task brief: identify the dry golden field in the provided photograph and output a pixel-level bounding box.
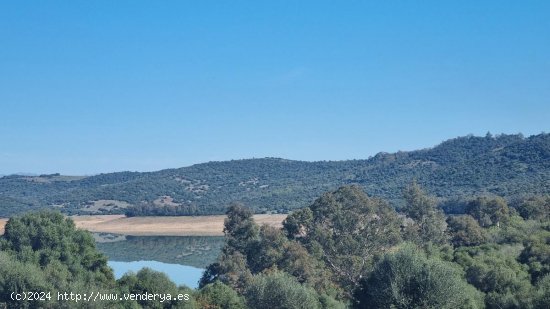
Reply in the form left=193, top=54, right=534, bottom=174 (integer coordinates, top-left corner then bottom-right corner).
left=0, top=218, right=6, bottom=235
left=0, top=214, right=287, bottom=236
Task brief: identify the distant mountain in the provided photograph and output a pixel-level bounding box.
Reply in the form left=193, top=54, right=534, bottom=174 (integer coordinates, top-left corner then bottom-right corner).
left=1, top=172, right=39, bottom=177
left=0, top=133, right=549, bottom=217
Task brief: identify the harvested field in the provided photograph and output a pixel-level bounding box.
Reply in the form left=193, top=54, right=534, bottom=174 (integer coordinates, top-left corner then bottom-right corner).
left=0, top=218, right=6, bottom=235
left=0, top=215, right=287, bottom=236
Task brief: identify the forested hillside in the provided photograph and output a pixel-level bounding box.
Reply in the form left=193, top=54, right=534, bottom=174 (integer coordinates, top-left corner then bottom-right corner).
left=0, top=133, right=548, bottom=217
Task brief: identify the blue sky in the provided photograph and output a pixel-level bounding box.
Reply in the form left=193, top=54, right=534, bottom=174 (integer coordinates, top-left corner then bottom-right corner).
left=1, top=1, right=549, bottom=175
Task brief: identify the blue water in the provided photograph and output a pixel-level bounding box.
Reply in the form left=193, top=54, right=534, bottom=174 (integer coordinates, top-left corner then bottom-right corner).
left=109, top=260, right=204, bottom=289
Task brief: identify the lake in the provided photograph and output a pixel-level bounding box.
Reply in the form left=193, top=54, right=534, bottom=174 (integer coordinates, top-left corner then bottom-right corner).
left=94, top=233, right=224, bottom=289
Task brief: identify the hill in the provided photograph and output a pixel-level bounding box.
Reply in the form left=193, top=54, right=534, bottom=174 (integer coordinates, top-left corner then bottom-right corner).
left=0, top=133, right=549, bottom=217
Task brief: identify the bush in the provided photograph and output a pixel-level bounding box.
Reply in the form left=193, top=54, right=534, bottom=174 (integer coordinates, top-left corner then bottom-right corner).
left=196, top=281, right=246, bottom=309
left=1, top=211, right=113, bottom=285
left=0, top=252, right=54, bottom=308
left=534, top=274, right=550, bottom=309
left=447, top=215, right=487, bottom=247
left=245, top=272, right=321, bottom=309
left=454, top=245, right=534, bottom=308
left=354, top=245, right=483, bottom=309
left=117, top=268, right=179, bottom=309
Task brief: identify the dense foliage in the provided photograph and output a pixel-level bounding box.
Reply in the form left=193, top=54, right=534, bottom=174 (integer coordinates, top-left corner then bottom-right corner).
left=201, top=184, right=550, bottom=308
left=1, top=133, right=549, bottom=217
left=0, top=212, right=116, bottom=308
left=1, top=175, right=550, bottom=307
left=284, top=186, right=401, bottom=292
left=354, top=245, right=483, bottom=308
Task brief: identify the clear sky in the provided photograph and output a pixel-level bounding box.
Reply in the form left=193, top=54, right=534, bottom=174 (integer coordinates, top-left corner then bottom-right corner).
left=1, top=1, right=549, bottom=175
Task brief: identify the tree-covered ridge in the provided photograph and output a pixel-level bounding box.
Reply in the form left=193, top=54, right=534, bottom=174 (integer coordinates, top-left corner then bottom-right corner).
left=0, top=133, right=548, bottom=216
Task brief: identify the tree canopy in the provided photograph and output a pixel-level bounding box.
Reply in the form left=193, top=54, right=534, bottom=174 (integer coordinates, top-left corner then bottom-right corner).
left=284, top=185, right=402, bottom=292
left=354, top=245, right=483, bottom=309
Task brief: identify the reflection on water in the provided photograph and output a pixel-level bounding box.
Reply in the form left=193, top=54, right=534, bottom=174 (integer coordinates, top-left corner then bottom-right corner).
left=108, top=260, right=204, bottom=289
left=95, top=234, right=224, bottom=289
left=95, top=234, right=224, bottom=268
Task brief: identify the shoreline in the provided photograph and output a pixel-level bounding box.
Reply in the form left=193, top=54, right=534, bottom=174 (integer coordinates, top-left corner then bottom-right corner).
left=0, top=214, right=287, bottom=236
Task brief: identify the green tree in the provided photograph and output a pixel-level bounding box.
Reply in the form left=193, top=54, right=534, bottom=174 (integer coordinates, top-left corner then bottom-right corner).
left=247, top=225, right=288, bottom=273
left=200, top=203, right=258, bottom=291
left=245, top=272, right=322, bottom=309
left=196, top=281, right=246, bottom=309
left=447, top=215, right=487, bottom=247
left=247, top=225, right=339, bottom=297
left=354, top=245, right=483, bottom=309
left=200, top=251, right=253, bottom=293
left=203, top=211, right=337, bottom=297
left=0, top=252, right=55, bottom=308
left=516, top=195, right=550, bottom=221
left=454, top=245, right=534, bottom=309
left=519, top=228, right=550, bottom=283
left=223, top=202, right=259, bottom=254
left=466, top=197, right=510, bottom=228
left=534, top=274, right=550, bottom=309
left=284, top=185, right=402, bottom=293
left=283, top=207, right=313, bottom=239
left=402, top=182, right=448, bottom=245
left=1, top=211, right=113, bottom=285
left=117, top=268, right=179, bottom=309
left=0, top=211, right=119, bottom=308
